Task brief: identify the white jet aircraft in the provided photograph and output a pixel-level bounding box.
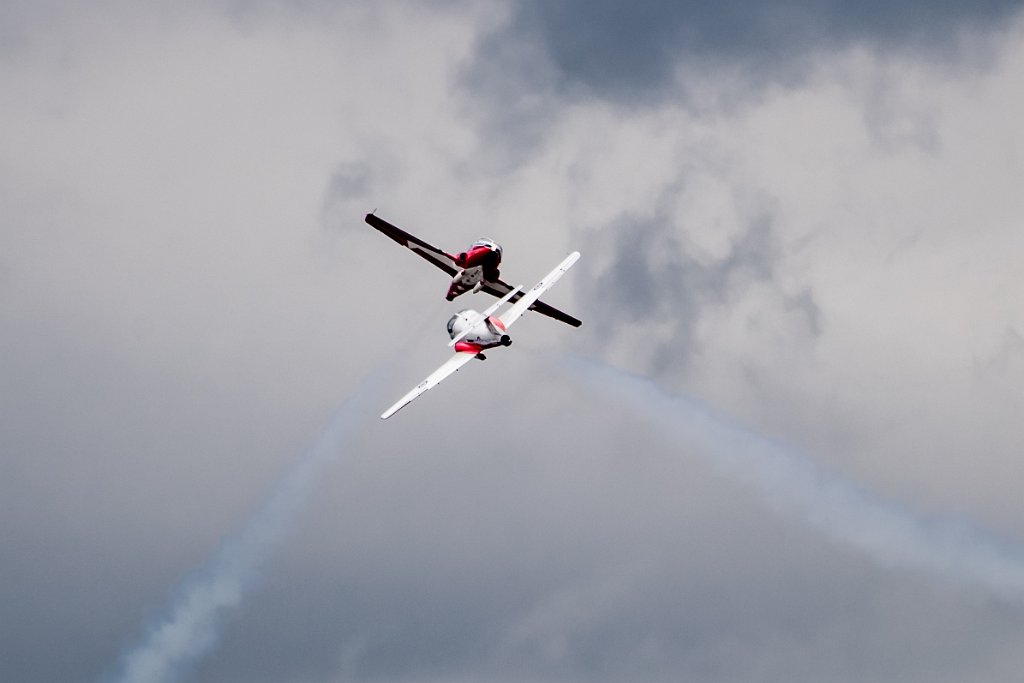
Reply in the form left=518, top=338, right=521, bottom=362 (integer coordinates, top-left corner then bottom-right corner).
left=381, top=251, right=580, bottom=419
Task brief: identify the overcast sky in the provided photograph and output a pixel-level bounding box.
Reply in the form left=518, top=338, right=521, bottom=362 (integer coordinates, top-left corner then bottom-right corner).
left=3, top=1, right=1024, bottom=682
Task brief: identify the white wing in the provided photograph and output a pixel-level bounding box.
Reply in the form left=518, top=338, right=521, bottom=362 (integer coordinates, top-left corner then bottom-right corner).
left=448, top=285, right=522, bottom=347
left=380, top=351, right=478, bottom=419
left=498, top=251, right=580, bottom=329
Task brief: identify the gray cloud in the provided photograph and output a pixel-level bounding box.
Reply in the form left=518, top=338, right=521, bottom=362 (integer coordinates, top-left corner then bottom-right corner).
left=135, top=393, right=1024, bottom=683
left=459, top=0, right=1024, bottom=169
left=321, top=162, right=376, bottom=235
left=101, top=379, right=384, bottom=683
left=578, top=200, right=818, bottom=378
left=468, top=0, right=1024, bottom=103
left=4, top=1, right=1024, bottom=682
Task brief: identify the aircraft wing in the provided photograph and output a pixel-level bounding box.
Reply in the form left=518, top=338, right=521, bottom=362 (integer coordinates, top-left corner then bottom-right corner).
left=481, top=279, right=583, bottom=328
left=380, top=351, right=478, bottom=419
left=365, top=213, right=459, bottom=276
left=498, top=252, right=580, bottom=329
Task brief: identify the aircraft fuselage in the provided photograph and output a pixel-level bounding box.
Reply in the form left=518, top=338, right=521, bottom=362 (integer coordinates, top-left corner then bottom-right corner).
left=446, top=239, right=502, bottom=300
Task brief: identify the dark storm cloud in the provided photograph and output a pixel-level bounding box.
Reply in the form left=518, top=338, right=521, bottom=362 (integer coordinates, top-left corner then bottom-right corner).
left=469, top=0, right=1024, bottom=103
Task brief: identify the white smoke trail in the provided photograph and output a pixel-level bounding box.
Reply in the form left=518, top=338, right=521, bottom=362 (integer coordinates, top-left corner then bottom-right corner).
left=564, top=356, right=1024, bottom=601
left=101, top=375, right=382, bottom=683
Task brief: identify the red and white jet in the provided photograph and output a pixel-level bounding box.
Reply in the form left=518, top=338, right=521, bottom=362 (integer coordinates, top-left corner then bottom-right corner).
left=365, top=213, right=582, bottom=327
left=381, top=251, right=580, bottom=419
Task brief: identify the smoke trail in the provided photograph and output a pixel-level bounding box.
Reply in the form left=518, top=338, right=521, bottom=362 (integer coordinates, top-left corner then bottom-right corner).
left=564, top=356, right=1024, bottom=601
left=101, top=374, right=383, bottom=683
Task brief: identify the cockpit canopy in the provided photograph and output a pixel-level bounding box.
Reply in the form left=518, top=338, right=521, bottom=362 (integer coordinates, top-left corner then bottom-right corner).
left=447, top=310, right=473, bottom=338
left=471, top=238, right=502, bottom=256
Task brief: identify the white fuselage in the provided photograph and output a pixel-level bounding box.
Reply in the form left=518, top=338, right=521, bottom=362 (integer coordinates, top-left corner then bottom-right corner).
left=446, top=309, right=511, bottom=349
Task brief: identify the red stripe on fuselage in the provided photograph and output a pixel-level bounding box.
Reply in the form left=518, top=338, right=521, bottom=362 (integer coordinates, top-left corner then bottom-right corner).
left=454, top=341, right=483, bottom=354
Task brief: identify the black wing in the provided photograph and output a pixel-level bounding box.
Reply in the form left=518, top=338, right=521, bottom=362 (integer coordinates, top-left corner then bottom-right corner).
left=481, top=280, right=583, bottom=328
left=365, top=213, right=459, bottom=277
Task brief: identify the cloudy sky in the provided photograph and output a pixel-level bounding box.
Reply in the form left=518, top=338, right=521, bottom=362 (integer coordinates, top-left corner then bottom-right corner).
left=3, top=1, right=1024, bottom=681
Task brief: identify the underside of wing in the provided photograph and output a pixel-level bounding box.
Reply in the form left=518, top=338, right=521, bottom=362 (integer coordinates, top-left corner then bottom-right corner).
left=365, top=213, right=459, bottom=276
left=498, top=252, right=580, bottom=329
left=380, top=351, right=478, bottom=419
left=480, top=279, right=582, bottom=328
